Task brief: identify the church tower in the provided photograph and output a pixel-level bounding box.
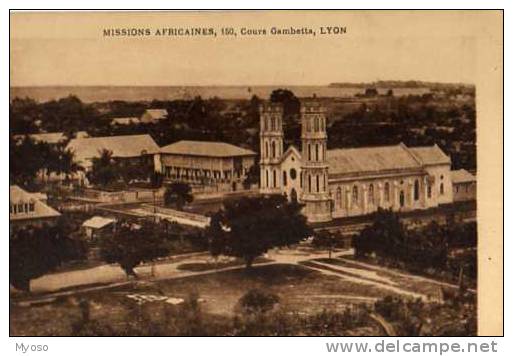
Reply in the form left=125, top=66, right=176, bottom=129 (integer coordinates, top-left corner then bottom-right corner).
left=300, top=101, right=332, bottom=222
left=259, top=102, right=284, bottom=194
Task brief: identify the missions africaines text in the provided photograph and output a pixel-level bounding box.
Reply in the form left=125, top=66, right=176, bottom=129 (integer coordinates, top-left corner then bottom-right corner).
left=103, top=26, right=346, bottom=37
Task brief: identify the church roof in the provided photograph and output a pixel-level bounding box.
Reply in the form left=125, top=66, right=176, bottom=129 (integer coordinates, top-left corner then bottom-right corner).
left=9, top=185, right=61, bottom=221
left=409, top=144, right=451, bottom=165
left=327, top=144, right=422, bottom=176
left=66, top=134, right=159, bottom=165
left=160, top=140, right=256, bottom=158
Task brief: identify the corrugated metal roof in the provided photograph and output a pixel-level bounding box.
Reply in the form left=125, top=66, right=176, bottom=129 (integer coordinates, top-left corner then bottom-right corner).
left=66, top=134, right=159, bottom=164
left=409, top=145, right=451, bottom=165
left=327, top=144, right=422, bottom=176
left=144, top=109, right=167, bottom=119
left=160, top=140, right=256, bottom=158
left=451, top=169, right=476, bottom=184
left=82, top=216, right=116, bottom=229
left=9, top=185, right=61, bottom=221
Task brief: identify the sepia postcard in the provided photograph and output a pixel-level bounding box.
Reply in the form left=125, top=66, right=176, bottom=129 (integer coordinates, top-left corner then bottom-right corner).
left=9, top=10, right=503, bottom=337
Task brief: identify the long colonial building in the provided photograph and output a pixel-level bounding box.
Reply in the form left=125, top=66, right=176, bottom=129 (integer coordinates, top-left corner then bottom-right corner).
left=156, top=140, right=257, bottom=193
left=259, top=101, right=464, bottom=223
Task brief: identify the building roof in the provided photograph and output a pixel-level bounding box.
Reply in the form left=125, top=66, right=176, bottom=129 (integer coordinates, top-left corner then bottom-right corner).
left=451, top=169, right=476, bottom=184
left=409, top=145, right=451, bottom=165
left=110, top=117, right=141, bottom=126
left=142, top=109, right=167, bottom=120
left=327, top=144, right=422, bottom=176
left=160, top=140, right=257, bottom=158
left=82, top=216, right=116, bottom=229
left=14, top=132, right=66, bottom=145
left=66, top=134, right=160, bottom=165
left=9, top=185, right=61, bottom=221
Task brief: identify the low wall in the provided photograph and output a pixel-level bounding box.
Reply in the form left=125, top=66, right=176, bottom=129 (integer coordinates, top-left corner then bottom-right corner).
left=140, top=204, right=210, bottom=228
left=79, top=188, right=164, bottom=204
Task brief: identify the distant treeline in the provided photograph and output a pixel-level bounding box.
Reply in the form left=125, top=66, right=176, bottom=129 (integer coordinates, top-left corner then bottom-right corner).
left=329, top=80, right=475, bottom=90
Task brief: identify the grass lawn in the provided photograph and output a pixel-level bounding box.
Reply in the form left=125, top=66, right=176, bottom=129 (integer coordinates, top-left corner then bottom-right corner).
left=313, top=257, right=449, bottom=300
left=10, top=264, right=401, bottom=336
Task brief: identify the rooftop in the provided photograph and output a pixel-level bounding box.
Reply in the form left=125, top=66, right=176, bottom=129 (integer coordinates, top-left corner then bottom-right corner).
left=66, top=134, right=160, bottom=164
left=82, top=216, right=116, bottom=229
left=327, top=144, right=422, bottom=176
left=451, top=169, right=476, bottom=184
left=160, top=140, right=256, bottom=158
left=9, top=185, right=61, bottom=221
left=409, top=145, right=451, bottom=165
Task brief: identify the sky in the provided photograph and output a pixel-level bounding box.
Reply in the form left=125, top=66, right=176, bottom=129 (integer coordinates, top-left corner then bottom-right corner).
left=9, top=11, right=501, bottom=86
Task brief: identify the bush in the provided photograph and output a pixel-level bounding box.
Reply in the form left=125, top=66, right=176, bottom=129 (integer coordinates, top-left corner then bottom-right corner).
left=238, top=289, right=280, bottom=314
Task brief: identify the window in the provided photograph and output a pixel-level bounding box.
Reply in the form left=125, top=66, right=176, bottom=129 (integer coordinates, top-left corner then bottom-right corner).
left=414, top=179, right=420, bottom=201
left=290, top=168, right=297, bottom=180
left=273, top=170, right=277, bottom=188
left=308, top=144, right=312, bottom=161
left=336, top=187, right=342, bottom=208
left=384, top=182, right=390, bottom=202
left=316, top=175, right=320, bottom=192
left=271, top=116, right=275, bottom=131
left=271, top=141, right=276, bottom=158
left=352, top=185, right=358, bottom=204
left=18, top=203, right=23, bottom=213
left=283, top=171, right=287, bottom=186
left=265, top=142, right=269, bottom=158
left=315, top=144, right=319, bottom=161
left=308, top=174, right=312, bottom=193
left=265, top=170, right=269, bottom=188
left=369, top=184, right=374, bottom=204
left=300, top=172, right=303, bottom=188
left=264, top=117, right=268, bottom=131
left=440, top=183, right=444, bottom=195
left=427, top=184, right=432, bottom=198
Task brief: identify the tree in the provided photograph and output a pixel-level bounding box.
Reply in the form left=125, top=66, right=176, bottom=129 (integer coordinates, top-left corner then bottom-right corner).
left=312, top=230, right=337, bottom=259
left=87, top=149, right=120, bottom=187
left=207, top=195, right=311, bottom=269
left=164, top=183, right=193, bottom=210
left=99, top=220, right=169, bottom=277
left=10, top=221, right=86, bottom=291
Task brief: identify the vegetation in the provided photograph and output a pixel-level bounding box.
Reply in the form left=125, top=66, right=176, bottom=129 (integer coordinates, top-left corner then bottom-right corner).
left=163, top=183, right=194, bottom=210
left=352, top=209, right=477, bottom=284
left=9, top=221, right=87, bottom=291
left=9, top=135, right=81, bottom=188
left=207, top=195, right=311, bottom=269
left=98, top=220, right=170, bottom=277
left=238, top=289, right=280, bottom=314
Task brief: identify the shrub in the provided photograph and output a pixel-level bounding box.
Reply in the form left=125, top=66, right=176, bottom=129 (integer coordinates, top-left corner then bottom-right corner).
left=238, top=289, right=280, bottom=314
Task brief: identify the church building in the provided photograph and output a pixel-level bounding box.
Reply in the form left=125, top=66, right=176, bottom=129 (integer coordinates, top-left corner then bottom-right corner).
left=259, top=101, right=456, bottom=223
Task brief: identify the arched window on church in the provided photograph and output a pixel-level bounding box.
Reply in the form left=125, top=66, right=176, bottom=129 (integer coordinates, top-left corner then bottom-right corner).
left=271, top=141, right=276, bottom=158
left=336, top=187, right=342, bottom=208
left=273, top=170, right=277, bottom=188
left=427, top=184, right=432, bottom=198
left=369, top=184, right=374, bottom=204
left=316, top=175, right=320, bottom=192
left=308, top=174, right=312, bottom=193
left=414, top=179, right=420, bottom=201
left=315, top=144, right=319, bottom=161
left=308, top=144, right=312, bottom=161
left=283, top=171, right=287, bottom=186
left=440, top=182, right=444, bottom=195
left=384, top=182, right=390, bottom=202
left=265, top=170, right=269, bottom=188
left=352, top=185, right=358, bottom=204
